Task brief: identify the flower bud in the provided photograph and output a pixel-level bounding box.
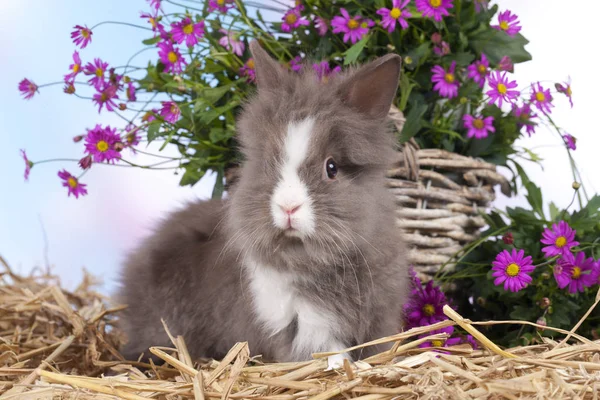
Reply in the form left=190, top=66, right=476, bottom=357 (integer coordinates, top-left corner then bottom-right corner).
left=547, top=306, right=553, bottom=314
left=123, top=76, right=131, bottom=83
left=119, top=103, right=127, bottom=111
left=502, top=232, right=514, bottom=245
left=387, top=44, right=396, bottom=51
left=539, top=297, right=551, bottom=309
left=459, top=97, right=468, bottom=104
left=173, top=75, right=183, bottom=83
left=536, top=317, right=547, bottom=331
left=113, top=141, right=125, bottom=152
left=476, top=297, right=486, bottom=307
left=431, top=32, right=442, bottom=44
left=78, top=154, right=92, bottom=170
left=63, top=83, right=76, bottom=94
left=404, top=56, right=413, bottom=65
left=498, top=56, right=514, bottom=72
left=572, top=181, right=581, bottom=190
left=541, top=272, right=550, bottom=280
left=73, top=135, right=84, bottom=143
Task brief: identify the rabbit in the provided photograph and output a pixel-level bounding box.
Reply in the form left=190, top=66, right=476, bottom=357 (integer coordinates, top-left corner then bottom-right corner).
left=117, top=41, right=409, bottom=366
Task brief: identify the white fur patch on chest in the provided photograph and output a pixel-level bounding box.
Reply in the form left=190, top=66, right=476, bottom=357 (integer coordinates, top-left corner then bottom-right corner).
left=245, top=259, right=346, bottom=360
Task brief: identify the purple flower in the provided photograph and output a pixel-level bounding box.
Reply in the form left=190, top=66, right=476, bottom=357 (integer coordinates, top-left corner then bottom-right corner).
left=281, top=5, right=310, bottom=32
left=418, top=326, right=462, bottom=349
left=218, top=29, right=245, bottom=56
left=512, top=103, right=538, bottom=136
left=160, top=101, right=181, bottom=123
left=158, top=41, right=187, bottom=73
left=208, top=0, right=233, bottom=13
left=556, top=77, right=573, bottom=108
left=84, top=125, right=122, bottom=163
left=474, top=0, right=489, bottom=12
left=64, top=51, right=82, bottom=83
left=466, top=53, right=489, bottom=88
left=92, top=84, right=119, bottom=113
left=147, top=0, right=161, bottom=10
left=493, top=10, right=521, bottom=37
left=431, top=61, right=459, bottom=99
left=58, top=170, right=88, bottom=199
left=125, top=125, right=142, bottom=150
left=21, top=150, right=32, bottom=181
left=465, top=335, right=479, bottom=349
left=331, top=8, right=370, bottom=44
left=377, top=0, right=411, bottom=33
left=403, top=279, right=449, bottom=329
left=314, top=16, right=328, bottom=36
left=563, top=134, right=577, bottom=150
left=433, top=41, right=450, bottom=56
left=554, top=252, right=596, bottom=293
left=240, top=59, right=256, bottom=83
left=143, top=109, right=158, bottom=123
left=530, top=82, right=553, bottom=114
left=541, top=221, right=578, bottom=258
left=83, top=58, right=109, bottom=91
left=71, top=25, right=93, bottom=49
left=290, top=56, right=303, bottom=72
left=141, top=11, right=163, bottom=33
left=415, top=0, right=453, bottom=22
left=486, top=71, right=519, bottom=108
left=126, top=82, right=137, bottom=102
left=463, top=115, right=495, bottom=139
left=78, top=155, right=92, bottom=170
left=498, top=56, right=514, bottom=72
left=171, top=17, right=205, bottom=47
left=312, top=61, right=341, bottom=81
left=18, top=78, right=38, bottom=100
left=491, top=249, right=535, bottom=292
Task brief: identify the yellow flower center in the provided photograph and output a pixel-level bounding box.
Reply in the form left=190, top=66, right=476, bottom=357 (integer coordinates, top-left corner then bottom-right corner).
left=95, top=68, right=103, bottom=78
left=506, top=263, right=520, bottom=277
left=444, top=73, right=455, bottom=83
left=566, top=86, right=572, bottom=96
left=73, top=64, right=80, bottom=73
left=431, top=340, right=444, bottom=347
left=100, top=92, right=108, bottom=102
left=246, top=59, right=255, bottom=69
left=285, top=13, right=298, bottom=24
left=497, top=83, right=507, bottom=94
left=473, top=118, right=484, bottom=129
left=170, top=104, right=178, bottom=114
left=430, top=0, right=441, bottom=7
left=127, top=134, right=135, bottom=144
left=81, top=29, right=89, bottom=38
left=361, top=21, right=369, bottom=28
left=572, top=266, right=581, bottom=279
left=168, top=51, right=178, bottom=63
left=150, top=18, right=157, bottom=28
left=535, top=92, right=546, bottom=102
left=217, top=0, right=225, bottom=4
left=347, top=19, right=359, bottom=29
left=555, top=236, right=567, bottom=248
left=499, top=21, right=509, bottom=31
left=67, top=177, right=78, bottom=188
left=422, top=304, right=435, bottom=316
left=390, top=8, right=402, bottom=19
left=96, top=140, right=109, bottom=152
left=183, top=23, right=194, bottom=35
left=477, top=64, right=487, bottom=74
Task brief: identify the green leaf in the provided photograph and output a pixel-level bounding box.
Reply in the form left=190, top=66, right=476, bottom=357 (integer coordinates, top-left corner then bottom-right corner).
left=343, top=34, right=370, bottom=65
left=179, top=167, right=205, bottom=186
left=469, top=29, right=532, bottom=65
left=525, top=182, right=544, bottom=219
left=398, top=104, right=427, bottom=143
left=142, top=36, right=161, bottom=46
left=147, top=121, right=162, bottom=142
left=549, top=202, right=560, bottom=221
left=212, top=168, right=225, bottom=199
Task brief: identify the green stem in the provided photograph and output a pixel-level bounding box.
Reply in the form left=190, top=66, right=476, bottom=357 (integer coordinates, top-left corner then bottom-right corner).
left=91, top=21, right=153, bottom=31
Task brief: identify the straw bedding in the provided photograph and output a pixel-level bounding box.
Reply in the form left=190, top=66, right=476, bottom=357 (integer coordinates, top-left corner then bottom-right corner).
left=1, top=256, right=600, bottom=400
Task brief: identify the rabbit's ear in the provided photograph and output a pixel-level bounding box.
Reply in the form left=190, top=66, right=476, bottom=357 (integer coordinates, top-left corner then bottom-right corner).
left=249, top=40, right=286, bottom=92
left=339, top=54, right=401, bottom=119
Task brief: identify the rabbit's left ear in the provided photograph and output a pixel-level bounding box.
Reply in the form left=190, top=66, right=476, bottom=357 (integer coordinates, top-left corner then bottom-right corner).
left=339, top=54, right=401, bottom=119
left=249, top=40, right=286, bottom=92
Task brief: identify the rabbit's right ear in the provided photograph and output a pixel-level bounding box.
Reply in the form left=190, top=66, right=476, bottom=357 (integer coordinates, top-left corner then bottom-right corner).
left=249, top=40, right=286, bottom=92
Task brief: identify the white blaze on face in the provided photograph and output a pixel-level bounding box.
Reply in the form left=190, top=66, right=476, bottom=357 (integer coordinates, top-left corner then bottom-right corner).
left=270, top=118, right=316, bottom=238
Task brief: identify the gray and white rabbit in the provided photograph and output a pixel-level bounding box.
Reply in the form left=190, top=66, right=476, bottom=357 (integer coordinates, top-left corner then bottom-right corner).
left=117, top=41, right=409, bottom=365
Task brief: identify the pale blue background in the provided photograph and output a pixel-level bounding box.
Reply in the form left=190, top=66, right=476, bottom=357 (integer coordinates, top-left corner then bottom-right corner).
left=1, top=1, right=598, bottom=294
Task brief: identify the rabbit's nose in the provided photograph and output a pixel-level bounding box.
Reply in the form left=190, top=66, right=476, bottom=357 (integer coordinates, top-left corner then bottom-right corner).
left=279, top=203, right=302, bottom=216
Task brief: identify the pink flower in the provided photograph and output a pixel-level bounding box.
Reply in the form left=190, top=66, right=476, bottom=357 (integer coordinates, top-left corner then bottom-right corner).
left=415, top=0, right=453, bottom=22
left=541, top=220, right=579, bottom=258
left=58, top=170, right=88, bottom=199
left=563, top=134, right=577, bottom=150
left=486, top=71, right=518, bottom=108
left=84, top=125, right=122, bottom=163
left=377, top=0, right=411, bottom=33
left=240, top=59, right=256, bottom=83
left=126, top=82, right=137, bottom=102
left=530, top=82, right=553, bottom=114
left=124, top=125, right=142, bottom=150
left=92, top=84, right=119, bottom=113
left=71, top=25, right=93, bottom=49
left=433, top=41, right=450, bottom=56
left=281, top=5, right=310, bottom=32
left=290, top=56, right=303, bottom=72
left=78, top=154, right=93, bottom=170
left=18, top=78, right=38, bottom=100
left=21, top=150, right=32, bottom=181
left=418, top=326, right=462, bottom=350
left=331, top=8, right=370, bottom=44
left=498, top=56, right=514, bottom=72
left=141, top=11, right=163, bottom=33
left=312, top=61, right=341, bottom=81
left=218, top=29, right=245, bottom=56
left=171, top=17, right=205, bottom=47
left=466, top=53, right=489, bottom=88
left=208, top=0, right=233, bottom=13
left=160, top=101, right=181, bottom=123
left=147, top=0, right=161, bottom=10
left=314, top=16, right=328, bottom=36
left=512, top=103, right=538, bottom=136
left=83, top=58, right=109, bottom=91
left=492, top=10, right=521, bottom=37
left=556, top=77, right=573, bottom=108
left=431, top=61, right=459, bottom=99
left=492, top=249, right=535, bottom=292
left=64, top=51, right=82, bottom=83
left=554, top=252, right=596, bottom=294
left=158, top=41, right=187, bottom=73
left=463, top=115, right=495, bottom=139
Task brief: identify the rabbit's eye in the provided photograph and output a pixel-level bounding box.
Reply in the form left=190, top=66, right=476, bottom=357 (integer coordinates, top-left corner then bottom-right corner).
left=325, top=158, right=338, bottom=180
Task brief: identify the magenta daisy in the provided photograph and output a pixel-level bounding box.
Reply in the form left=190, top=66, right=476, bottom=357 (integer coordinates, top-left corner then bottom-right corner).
left=78, top=154, right=92, bottom=170
left=21, top=150, right=32, bottom=181
left=240, top=59, right=256, bottom=83
left=71, top=25, right=93, bottom=49
left=290, top=56, right=303, bottom=72
left=498, top=56, right=514, bottom=72
left=158, top=41, right=187, bottom=74
left=208, top=0, right=232, bottom=13
left=171, top=17, right=205, bottom=47
left=218, top=29, right=245, bottom=56
left=147, top=0, right=161, bottom=10
left=541, top=221, right=578, bottom=258
left=124, top=125, right=142, bottom=149
left=84, top=125, right=122, bottom=163
left=92, top=84, right=119, bottom=113
left=314, top=16, right=328, bottom=36
left=58, top=170, right=88, bottom=199
left=415, top=0, right=453, bottom=22
left=554, top=252, right=596, bottom=293
left=486, top=71, right=518, bottom=108
left=143, top=109, right=158, bottom=123
left=64, top=51, right=82, bottom=83
left=512, top=103, right=538, bottom=136
left=141, top=11, right=163, bottom=33
left=126, top=82, right=137, bottom=102
left=491, top=249, right=535, bottom=292
left=331, top=8, right=370, bottom=44
left=563, top=134, right=577, bottom=150
left=281, top=5, right=310, bottom=32
left=377, top=0, right=411, bottom=33
left=431, top=61, right=459, bottom=99
left=312, top=61, right=342, bottom=81
left=463, top=115, right=495, bottom=139
left=466, top=53, right=489, bottom=88
left=492, top=10, right=521, bottom=37
left=403, top=279, right=449, bottom=329
left=556, top=77, right=573, bottom=108
left=530, top=82, right=553, bottom=114
left=160, top=101, right=181, bottom=123
left=18, top=78, right=38, bottom=100
left=433, top=41, right=450, bottom=56
left=418, top=326, right=461, bottom=349
left=83, top=58, right=109, bottom=90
